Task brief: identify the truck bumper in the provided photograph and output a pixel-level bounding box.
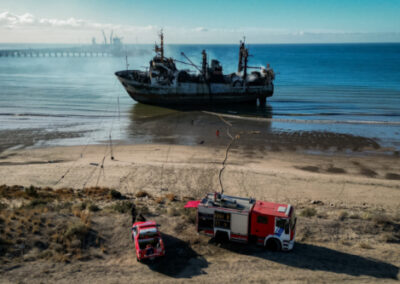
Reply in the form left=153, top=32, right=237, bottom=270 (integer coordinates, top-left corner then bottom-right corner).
left=282, top=239, right=295, bottom=251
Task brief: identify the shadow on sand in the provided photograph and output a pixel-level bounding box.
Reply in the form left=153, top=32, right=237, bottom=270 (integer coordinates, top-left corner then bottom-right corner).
left=146, top=233, right=208, bottom=278
left=212, top=241, right=398, bottom=280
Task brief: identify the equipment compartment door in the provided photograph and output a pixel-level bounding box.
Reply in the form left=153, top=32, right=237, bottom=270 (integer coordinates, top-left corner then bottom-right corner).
left=214, top=211, right=231, bottom=229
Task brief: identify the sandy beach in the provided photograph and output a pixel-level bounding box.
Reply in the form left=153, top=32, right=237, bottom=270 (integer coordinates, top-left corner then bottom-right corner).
left=0, top=132, right=399, bottom=283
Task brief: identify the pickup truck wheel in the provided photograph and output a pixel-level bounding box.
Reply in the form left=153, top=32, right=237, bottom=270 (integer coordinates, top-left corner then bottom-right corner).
left=266, top=238, right=281, bottom=251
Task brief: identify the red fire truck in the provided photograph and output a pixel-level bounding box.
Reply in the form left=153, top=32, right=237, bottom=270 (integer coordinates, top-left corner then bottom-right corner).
left=185, top=193, right=296, bottom=251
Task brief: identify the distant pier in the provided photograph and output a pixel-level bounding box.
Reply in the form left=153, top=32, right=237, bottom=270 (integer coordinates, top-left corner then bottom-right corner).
left=0, top=46, right=114, bottom=58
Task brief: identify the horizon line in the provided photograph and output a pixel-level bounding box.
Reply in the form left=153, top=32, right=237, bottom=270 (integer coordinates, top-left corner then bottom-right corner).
left=1, top=41, right=400, bottom=45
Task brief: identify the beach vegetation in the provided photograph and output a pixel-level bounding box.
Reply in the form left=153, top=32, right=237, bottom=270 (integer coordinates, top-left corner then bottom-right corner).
left=165, top=193, right=177, bottom=201
left=326, top=167, right=346, bottom=174
left=25, top=185, right=39, bottom=198
left=338, top=211, right=349, bottom=221
left=155, top=196, right=165, bottom=204
left=26, top=198, right=49, bottom=208
left=300, top=207, right=317, bottom=217
left=184, top=208, right=197, bottom=224
left=359, top=241, right=373, bottom=249
left=109, top=189, right=122, bottom=199
left=135, top=190, right=151, bottom=198
left=0, top=202, right=7, bottom=210
left=111, top=201, right=133, bottom=214
left=88, top=203, right=100, bottom=212
left=385, top=173, right=400, bottom=180
left=349, top=212, right=360, bottom=219
left=167, top=207, right=179, bottom=217
left=360, top=168, right=377, bottom=178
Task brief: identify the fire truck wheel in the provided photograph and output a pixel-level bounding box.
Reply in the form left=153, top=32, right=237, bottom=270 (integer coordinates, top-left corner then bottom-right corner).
left=265, top=238, right=281, bottom=251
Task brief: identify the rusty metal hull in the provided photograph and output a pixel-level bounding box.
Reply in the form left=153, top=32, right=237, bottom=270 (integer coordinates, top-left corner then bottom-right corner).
left=115, top=72, right=273, bottom=105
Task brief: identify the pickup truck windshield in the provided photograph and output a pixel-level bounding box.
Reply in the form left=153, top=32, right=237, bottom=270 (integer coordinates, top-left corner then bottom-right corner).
left=139, top=227, right=159, bottom=239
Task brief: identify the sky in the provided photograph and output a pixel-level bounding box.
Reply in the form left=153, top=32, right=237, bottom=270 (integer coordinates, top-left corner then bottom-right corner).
left=1, top=0, right=400, bottom=44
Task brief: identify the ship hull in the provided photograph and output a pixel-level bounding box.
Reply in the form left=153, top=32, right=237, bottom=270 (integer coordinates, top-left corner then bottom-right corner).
left=115, top=71, right=273, bottom=105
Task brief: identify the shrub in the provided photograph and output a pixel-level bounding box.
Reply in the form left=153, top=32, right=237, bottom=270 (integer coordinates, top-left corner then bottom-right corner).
left=184, top=209, right=197, bottom=224
left=136, top=191, right=151, bottom=198
left=84, top=186, right=110, bottom=199
left=359, top=241, right=373, bottom=249
left=0, top=202, right=7, bottom=210
left=326, top=167, right=346, bottom=174
left=338, top=211, right=349, bottom=221
left=26, top=198, right=48, bottom=208
left=385, top=173, right=400, bottom=180
left=88, top=203, right=100, bottom=212
left=372, top=213, right=393, bottom=226
left=25, top=185, right=39, bottom=198
left=300, top=207, right=317, bottom=217
left=154, top=197, right=165, bottom=204
left=109, top=189, right=122, bottom=200
left=64, top=223, right=88, bottom=240
left=167, top=207, right=179, bottom=217
left=349, top=213, right=360, bottom=219
left=165, top=193, right=177, bottom=202
left=380, top=232, right=399, bottom=243
left=112, top=201, right=133, bottom=214
left=79, top=211, right=91, bottom=226
left=54, top=202, right=72, bottom=211
left=75, top=202, right=87, bottom=210
left=141, top=205, right=151, bottom=215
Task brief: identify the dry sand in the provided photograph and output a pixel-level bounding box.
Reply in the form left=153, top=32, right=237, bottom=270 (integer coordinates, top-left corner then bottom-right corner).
left=0, top=141, right=399, bottom=283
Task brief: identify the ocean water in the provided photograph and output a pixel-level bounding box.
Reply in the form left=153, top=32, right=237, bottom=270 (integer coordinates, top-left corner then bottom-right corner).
left=0, top=43, right=399, bottom=150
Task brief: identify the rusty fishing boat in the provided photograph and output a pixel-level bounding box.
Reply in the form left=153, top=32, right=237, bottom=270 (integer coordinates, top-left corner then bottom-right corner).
left=115, top=31, right=275, bottom=106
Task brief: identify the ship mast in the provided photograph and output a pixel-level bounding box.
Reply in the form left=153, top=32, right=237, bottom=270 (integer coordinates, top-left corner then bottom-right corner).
left=160, top=29, right=164, bottom=62
left=238, top=40, right=245, bottom=73
left=237, top=38, right=249, bottom=81
left=243, top=48, right=249, bottom=81
left=202, top=49, right=208, bottom=77
left=154, top=29, right=165, bottom=62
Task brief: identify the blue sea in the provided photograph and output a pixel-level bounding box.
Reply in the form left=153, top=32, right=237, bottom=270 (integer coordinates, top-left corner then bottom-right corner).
left=0, top=43, right=399, bottom=150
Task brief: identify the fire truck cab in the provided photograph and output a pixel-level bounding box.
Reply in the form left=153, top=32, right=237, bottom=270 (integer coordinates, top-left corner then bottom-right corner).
left=251, top=200, right=296, bottom=251
left=188, top=193, right=296, bottom=251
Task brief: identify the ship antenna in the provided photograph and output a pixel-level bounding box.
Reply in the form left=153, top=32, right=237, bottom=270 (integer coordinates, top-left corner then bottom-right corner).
left=159, top=29, right=164, bottom=62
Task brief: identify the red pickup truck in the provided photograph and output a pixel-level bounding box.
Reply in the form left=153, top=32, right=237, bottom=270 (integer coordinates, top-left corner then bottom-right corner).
left=132, top=221, right=165, bottom=261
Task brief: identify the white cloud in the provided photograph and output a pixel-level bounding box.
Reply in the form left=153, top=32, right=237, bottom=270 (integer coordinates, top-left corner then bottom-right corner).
left=0, top=11, right=35, bottom=28
left=194, top=27, right=208, bottom=32
left=1, top=11, right=399, bottom=44
left=0, top=11, right=115, bottom=30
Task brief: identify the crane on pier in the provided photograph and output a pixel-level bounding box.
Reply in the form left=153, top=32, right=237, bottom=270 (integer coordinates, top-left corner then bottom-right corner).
left=110, top=30, right=114, bottom=45
left=102, top=30, right=107, bottom=45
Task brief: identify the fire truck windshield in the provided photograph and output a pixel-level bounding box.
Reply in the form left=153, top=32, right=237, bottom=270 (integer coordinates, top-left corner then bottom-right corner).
left=276, top=218, right=290, bottom=234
